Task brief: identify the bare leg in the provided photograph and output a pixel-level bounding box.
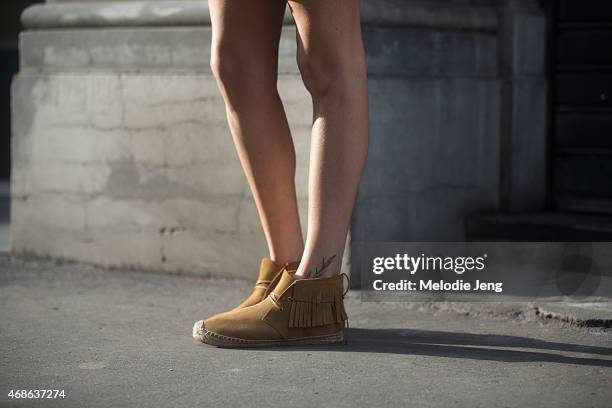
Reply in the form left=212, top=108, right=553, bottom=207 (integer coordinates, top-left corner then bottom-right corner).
left=208, top=0, right=304, bottom=265
left=287, top=0, right=369, bottom=278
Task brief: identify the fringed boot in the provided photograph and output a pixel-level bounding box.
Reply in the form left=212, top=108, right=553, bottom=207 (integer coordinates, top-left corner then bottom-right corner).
left=193, top=269, right=348, bottom=347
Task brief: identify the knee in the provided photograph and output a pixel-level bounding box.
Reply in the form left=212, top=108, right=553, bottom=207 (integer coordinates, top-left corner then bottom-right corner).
left=296, top=48, right=331, bottom=98
left=210, top=44, right=276, bottom=103
left=296, top=46, right=365, bottom=99
left=210, top=46, right=243, bottom=99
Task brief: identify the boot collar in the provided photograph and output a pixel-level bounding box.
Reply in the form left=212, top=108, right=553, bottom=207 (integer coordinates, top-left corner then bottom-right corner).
left=271, top=269, right=296, bottom=298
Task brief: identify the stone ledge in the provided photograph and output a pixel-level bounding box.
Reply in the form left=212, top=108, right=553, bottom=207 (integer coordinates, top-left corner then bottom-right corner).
left=22, top=1, right=214, bottom=29
left=19, top=26, right=301, bottom=73
left=20, top=26, right=499, bottom=76
left=22, top=0, right=498, bottom=32
left=361, top=0, right=498, bottom=32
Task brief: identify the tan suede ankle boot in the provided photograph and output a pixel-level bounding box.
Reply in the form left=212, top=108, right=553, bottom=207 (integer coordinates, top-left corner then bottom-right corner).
left=234, top=258, right=300, bottom=311
left=193, top=269, right=348, bottom=347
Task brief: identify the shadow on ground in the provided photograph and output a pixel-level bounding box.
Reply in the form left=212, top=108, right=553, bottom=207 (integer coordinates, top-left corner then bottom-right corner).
left=240, top=328, right=612, bottom=368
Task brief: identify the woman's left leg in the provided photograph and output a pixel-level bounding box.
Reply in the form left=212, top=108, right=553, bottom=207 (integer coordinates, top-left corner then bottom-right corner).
left=288, top=0, right=369, bottom=279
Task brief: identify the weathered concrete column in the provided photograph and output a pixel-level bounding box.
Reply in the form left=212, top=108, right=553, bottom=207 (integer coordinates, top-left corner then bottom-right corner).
left=498, top=0, right=548, bottom=211
left=354, top=0, right=548, bottom=235
left=350, top=0, right=546, bottom=283
left=11, top=0, right=314, bottom=278
left=353, top=3, right=502, bottom=244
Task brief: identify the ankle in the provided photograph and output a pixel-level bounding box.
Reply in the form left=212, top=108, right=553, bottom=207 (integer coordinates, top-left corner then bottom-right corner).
left=269, top=251, right=303, bottom=267
left=292, top=271, right=308, bottom=280
left=295, top=253, right=340, bottom=279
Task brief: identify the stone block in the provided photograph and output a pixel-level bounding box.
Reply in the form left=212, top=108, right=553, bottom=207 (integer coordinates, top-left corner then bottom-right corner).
left=20, top=26, right=299, bottom=74
left=11, top=69, right=313, bottom=279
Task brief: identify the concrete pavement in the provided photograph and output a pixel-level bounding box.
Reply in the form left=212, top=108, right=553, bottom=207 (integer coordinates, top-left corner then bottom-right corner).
left=0, top=254, right=611, bottom=408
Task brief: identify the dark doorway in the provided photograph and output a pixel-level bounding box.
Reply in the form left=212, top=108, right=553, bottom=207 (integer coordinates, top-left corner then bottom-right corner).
left=552, top=0, right=612, bottom=214
left=0, top=1, right=40, bottom=182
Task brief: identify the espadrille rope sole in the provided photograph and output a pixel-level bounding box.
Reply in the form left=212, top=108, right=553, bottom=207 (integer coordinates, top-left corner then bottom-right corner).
left=192, top=320, right=345, bottom=348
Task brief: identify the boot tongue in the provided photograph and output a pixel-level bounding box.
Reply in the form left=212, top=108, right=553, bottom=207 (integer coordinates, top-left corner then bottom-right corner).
left=272, top=270, right=295, bottom=297
left=257, top=258, right=283, bottom=283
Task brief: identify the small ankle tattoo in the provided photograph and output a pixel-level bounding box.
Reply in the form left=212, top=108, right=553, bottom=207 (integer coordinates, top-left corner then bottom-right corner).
left=311, top=254, right=337, bottom=278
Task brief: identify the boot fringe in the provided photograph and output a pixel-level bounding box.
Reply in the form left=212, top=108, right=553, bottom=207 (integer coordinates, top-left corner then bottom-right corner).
left=288, top=286, right=347, bottom=328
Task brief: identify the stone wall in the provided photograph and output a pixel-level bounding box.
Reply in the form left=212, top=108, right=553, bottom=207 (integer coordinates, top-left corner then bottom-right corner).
left=11, top=0, right=548, bottom=283
left=350, top=0, right=547, bottom=282
left=11, top=0, right=315, bottom=278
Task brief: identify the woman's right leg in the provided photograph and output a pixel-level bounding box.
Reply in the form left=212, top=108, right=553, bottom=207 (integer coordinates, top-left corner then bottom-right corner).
left=208, top=0, right=304, bottom=265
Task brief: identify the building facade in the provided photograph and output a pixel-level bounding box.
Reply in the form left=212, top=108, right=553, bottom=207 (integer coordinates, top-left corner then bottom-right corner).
left=10, top=0, right=562, bottom=282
